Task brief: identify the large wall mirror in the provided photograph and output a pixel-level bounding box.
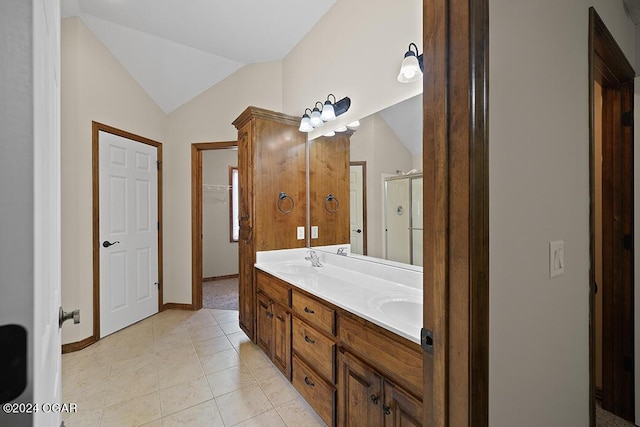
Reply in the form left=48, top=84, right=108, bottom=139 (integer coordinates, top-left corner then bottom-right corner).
left=308, top=93, right=423, bottom=268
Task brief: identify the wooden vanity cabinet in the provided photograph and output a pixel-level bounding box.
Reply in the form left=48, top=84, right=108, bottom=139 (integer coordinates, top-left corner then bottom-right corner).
left=338, top=350, right=422, bottom=427
left=256, top=272, right=292, bottom=379
left=233, top=107, right=306, bottom=341
left=253, top=269, right=422, bottom=427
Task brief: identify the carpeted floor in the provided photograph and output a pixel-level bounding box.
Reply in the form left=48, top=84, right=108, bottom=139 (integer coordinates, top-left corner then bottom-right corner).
left=202, top=277, right=239, bottom=311
left=597, top=404, right=636, bottom=427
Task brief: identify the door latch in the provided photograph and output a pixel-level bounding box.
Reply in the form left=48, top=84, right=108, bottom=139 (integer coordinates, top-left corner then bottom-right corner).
left=421, top=328, right=434, bottom=354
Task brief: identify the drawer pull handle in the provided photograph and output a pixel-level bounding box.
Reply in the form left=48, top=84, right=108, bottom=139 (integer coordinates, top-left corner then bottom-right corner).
left=304, top=335, right=315, bottom=344
left=370, top=394, right=380, bottom=405
left=304, top=376, right=315, bottom=387
left=266, top=311, right=273, bottom=318
left=383, top=404, right=391, bottom=415
left=304, top=307, right=315, bottom=314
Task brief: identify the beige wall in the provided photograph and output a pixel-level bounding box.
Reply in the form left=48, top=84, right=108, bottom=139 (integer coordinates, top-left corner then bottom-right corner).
left=489, top=1, right=634, bottom=425
left=202, top=149, right=238, bottom=278
left=61, top=17, right=166, bottom=344
left=350, top=113, right=413, bottom=259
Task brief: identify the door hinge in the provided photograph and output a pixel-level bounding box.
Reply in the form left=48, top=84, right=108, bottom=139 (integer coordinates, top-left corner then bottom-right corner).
left=157, top=222, right=160, bottom=231
left=156, top=160, right=161, bottom=170
left=622, top=111, right=633, bottom=127
left=421, top=328, right=434, bottom=354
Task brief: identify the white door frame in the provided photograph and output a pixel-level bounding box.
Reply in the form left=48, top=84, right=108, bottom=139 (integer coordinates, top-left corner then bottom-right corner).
left=92, top=121, right=163, bottom=341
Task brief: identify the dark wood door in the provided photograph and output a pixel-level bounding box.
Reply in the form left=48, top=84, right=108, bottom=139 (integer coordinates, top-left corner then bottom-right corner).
left=256, top=292, right=272, bottom=354
left=338, top=351, right=383, bottom=427
left=272, top=304, right=292, bottom=379
left=238, top=228, right=254, bottom=340
left=383, top=382, right=422, bottom=427
left=601, top=80, right=635, bottom=421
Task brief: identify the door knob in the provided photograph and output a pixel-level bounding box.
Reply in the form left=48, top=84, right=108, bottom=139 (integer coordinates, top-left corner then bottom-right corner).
left=58, top=307, right=80, bottom=329
left=102, top=240, right=120, bottom=248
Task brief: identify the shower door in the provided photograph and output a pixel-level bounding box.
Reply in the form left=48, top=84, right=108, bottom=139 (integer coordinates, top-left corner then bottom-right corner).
left=384, top=174, right=423, bottom=266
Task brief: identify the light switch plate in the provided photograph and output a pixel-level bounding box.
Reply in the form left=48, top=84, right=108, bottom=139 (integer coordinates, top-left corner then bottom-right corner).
left=297, top=226, right=305, bottom=240
left=311, top=226, right=318, bottom=239
left=549, top=240, right=564, bottom=278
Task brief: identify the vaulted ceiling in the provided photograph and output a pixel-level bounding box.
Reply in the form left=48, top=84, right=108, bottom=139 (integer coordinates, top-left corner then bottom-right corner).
left=61, top=0, right=336, bottom=113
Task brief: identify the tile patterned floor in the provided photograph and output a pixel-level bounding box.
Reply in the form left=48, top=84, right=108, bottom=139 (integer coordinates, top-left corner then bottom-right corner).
left=62, top=309, right=327, bottom=427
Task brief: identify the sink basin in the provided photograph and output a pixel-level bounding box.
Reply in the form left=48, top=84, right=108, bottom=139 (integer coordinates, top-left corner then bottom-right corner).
left=272, top=263, right=319, bottom=276
left=369, top=293, right=422, bottom=328
left=378, top=300, right=422, bottom=326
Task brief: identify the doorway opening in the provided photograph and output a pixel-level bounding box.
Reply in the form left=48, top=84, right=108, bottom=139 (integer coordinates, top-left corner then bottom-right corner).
left=589, top=7, right=635, bottom=425
left=191, top=141, right=238, bottom=310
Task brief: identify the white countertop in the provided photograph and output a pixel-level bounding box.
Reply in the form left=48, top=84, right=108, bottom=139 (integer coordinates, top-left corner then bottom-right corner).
left=255, top=248, right=423, bottom=344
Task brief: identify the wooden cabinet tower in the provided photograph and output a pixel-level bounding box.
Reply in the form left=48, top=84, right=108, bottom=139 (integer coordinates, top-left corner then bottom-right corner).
left=232, top=107, right=307, bottom=340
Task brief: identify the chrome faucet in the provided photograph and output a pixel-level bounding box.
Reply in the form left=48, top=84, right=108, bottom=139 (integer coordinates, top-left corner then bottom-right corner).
left=305, top=250, right=322, bottom=267
left=337, top=247, right=348, bottom=256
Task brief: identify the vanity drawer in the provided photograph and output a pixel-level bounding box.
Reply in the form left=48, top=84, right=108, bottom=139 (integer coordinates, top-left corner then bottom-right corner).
left=257, top=272, right=290, bottom=307
left=292, top=317, right=335, bottom=383
left=292, top=291, right=335, bottom=336
left=292, top=354, right=335, bottom=426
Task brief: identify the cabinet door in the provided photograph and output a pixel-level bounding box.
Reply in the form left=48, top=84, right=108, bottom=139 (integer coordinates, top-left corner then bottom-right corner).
left=256, top=293, right=272, bottom=354
left=383, top=382, right=422, bottom=427
left=272, top=304, right=292, bottom=379
left=238, top=229, right=254, bottom=340
left=338, top=351, right=383, bottom=427
left=237, top=123, right=252, bottom=228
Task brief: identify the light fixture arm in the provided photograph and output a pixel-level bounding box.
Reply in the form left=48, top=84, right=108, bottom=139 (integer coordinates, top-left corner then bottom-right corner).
left=407, top=42, right=424, bottom=72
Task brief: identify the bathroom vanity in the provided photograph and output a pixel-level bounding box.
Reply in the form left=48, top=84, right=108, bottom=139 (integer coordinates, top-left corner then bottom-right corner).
left=255, top=248, right=423, bottom=427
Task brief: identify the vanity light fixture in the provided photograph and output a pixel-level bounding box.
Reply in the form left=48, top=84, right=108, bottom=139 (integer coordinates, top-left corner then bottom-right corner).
left=299, top=108, right=314, bottom=132
left=298, top=94, right=352, bottom=133
left=320, top=94, right=337, bottom=121
left=309, top=102, right=324, bottom=127
left=397, top=42, right=424, bottom=83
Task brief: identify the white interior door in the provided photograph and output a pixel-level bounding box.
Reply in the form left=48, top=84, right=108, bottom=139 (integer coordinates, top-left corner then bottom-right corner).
left=1, top=0, right=62, bottom=425
left=33, top=0, right=62, bottom=425
left=99, top=132, right=159, bottom=338
left=349, top=165, right=365, bottom=254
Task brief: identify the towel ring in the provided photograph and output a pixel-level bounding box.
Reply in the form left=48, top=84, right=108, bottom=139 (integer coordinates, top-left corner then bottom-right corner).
left=324, top=194, right=340, bottom=213
left=277, top=192, right=294, bottom=214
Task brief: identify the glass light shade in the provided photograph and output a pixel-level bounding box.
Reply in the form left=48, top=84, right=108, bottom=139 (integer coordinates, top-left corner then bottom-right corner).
left=310, top=108, right=324, bottom=127
left=323, top=130, right=336, bottom=137
left=299, top=115, right=313, bottom=132
left=397, top=54, right=422, bottom=83
left=335, top=126, right=348, bottom=132
left=347, top=120, right=360, bottom=128
left=320, top=101, right=336, bottom=121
